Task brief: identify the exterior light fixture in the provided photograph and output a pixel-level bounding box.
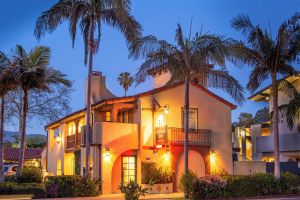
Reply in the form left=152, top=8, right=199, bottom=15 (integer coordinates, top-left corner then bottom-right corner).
left=210, top=150, right=216, bottom=159
left=55, top=135, right=62, bottom=143
left=104, top=148, right=111, bottom=161
left=164, top=149, right=170, bottom=161
left=163, top=105, right=169, bottom=114
left=156, top=144, right=162, bottom=149
left=265, top=96, right=269, bottom=100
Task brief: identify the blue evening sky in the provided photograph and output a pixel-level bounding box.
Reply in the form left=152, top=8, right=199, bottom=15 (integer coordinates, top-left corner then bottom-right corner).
left=1, top=0, right=299, bottom=134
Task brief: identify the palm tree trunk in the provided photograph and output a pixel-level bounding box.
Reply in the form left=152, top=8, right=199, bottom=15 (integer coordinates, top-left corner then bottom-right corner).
left=17, top=89, right=28, bottom=177
left=271, top=72, right=280, bottom=178
left=85, top=16, right=95, bottom=178
left=0, top=96, right=5, bottom=182
left=184, top=76, right=189, bottom=174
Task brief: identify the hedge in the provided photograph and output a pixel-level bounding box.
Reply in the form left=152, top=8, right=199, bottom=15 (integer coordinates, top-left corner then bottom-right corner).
left=0, top=182, right=45, bottom=196
left=44, top=175, right=100, bottom=198
left=180, top=172, right=300, bottom=199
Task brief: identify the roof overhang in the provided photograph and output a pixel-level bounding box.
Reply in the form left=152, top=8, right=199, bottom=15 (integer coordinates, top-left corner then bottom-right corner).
left=248, top=74, right=300, bottom=102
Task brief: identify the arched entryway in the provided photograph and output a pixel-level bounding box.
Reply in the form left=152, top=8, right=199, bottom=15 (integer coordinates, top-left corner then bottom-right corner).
left=111, top=150, right=137, bottom=193
left=176, top=150, right=205, bottom=186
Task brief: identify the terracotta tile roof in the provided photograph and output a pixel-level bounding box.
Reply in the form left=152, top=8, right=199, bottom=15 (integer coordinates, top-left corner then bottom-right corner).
left=4, top=148, right=43, bottom=161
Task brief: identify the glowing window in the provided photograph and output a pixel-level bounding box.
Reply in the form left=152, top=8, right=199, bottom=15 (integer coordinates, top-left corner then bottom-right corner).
left=122, top=156, right=136, bottom=184
left=68, top=122, right=76, bottom=135
left=105, top=112, right=111, bottom=122
left=78, top=119, right=85, bottom=133
left=157, top=114, right=164, bottom=126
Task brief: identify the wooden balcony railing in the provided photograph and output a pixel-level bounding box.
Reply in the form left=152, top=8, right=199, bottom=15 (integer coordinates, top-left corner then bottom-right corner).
left=168, top=127, right=211, bottom=145
left=66, top=134, right=76, bottom=149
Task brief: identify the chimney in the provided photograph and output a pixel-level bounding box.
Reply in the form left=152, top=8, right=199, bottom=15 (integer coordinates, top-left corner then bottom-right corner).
left=85, top=71, right=115, bottom=106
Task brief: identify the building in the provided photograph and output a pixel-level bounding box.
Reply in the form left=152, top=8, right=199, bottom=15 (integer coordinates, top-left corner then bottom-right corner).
left=4, top=147, right=45, bottom=168
left=45, top=70, right=236, bottom=194
left=234, top=75, right=300, bottom=163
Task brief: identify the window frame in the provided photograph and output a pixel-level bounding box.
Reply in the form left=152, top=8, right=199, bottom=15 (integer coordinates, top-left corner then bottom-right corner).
left=121, top=155, right=137, bottom=184
left=181, top=107, right=198, bottom=130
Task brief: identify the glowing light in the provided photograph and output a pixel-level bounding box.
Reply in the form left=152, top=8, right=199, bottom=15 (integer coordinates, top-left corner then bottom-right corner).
left=164, top=150, right=170, bottom=161
left=265, top=96, right=269, bottom=100
left=210, top=150, right=216, bottom=160
left=163, top=105, right=169, bottom=114
left=240, top=130, right=245, bottom=137
left=104, top=148, right=111, bottom=161
left=156, top=144, right=162, bottom=149
left=55, top=136, right=61, bottom=143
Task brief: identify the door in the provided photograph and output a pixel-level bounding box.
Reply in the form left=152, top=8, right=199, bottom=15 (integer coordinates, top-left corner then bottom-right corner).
left=122, top=156, right=136, bottom=184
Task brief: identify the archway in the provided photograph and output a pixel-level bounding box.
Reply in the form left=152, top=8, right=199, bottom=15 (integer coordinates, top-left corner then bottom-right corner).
left=176, top=150, right=205, bottom=187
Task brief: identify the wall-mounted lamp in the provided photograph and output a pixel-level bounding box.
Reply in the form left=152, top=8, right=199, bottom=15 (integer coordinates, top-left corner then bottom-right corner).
left=164, top=149, right=170, bottom=161
left=104, top=148, right=111, bottom=161
left=210, top=150, right=216, bottom=159
left=163, top=105, right=169, bottom=114
left=156, top=144, right=163, bottom=149
left=55, top=135, right=62, bottom=143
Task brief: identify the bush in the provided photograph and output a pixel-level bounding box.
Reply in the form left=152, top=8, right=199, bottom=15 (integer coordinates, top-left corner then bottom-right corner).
left=141, top=162, right=172, bottom=184
left=0, top=181, right=45, bottom=196
left=119, top=181, right=148, bottom=200
left=224, top=173, right=279, bottom=197
left=278, top=172, right=300, bottom=194
left=17, top=166, right=43, bottom=183
left=192, top=176, right=227, bottom=199
left=179, top=170, right=197, bottom=199
left=45, top=175, right=100, bottom=198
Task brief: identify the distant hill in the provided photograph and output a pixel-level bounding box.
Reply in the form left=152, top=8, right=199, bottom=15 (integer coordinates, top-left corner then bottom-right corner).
left=4, top=131, right=46, bottom=144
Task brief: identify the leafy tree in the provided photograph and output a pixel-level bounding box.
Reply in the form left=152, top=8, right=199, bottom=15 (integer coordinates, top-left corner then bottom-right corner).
left=5, top=85, right=72, bottom=143
left=13, top=45, right=71, bottom=177
left=130, top=23, right=244, bottom=191
left=35, top=0, right=142, bottom=177
left=26, top=134, right=47, bottom=148
left=118, top=72, right=134, bottom=96
left=237, top=112, right=255, bottom=127
left=231, top=13, right=300, bottom=177
left=254, top=107, right=270, bottom=123
left=0, top=52, right=18, bottom=182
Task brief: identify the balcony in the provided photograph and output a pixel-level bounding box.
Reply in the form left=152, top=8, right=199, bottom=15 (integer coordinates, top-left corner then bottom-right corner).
left=167, top=127, right=211, bottom=145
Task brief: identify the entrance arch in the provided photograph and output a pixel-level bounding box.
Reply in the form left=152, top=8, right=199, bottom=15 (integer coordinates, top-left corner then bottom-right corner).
left=176, top=150, right=205, bottom=184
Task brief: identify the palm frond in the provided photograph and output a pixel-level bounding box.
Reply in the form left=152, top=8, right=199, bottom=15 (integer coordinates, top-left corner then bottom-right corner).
left=208, top=69, right=245, bottom=105
left=278, top=93, right=300, bottom=129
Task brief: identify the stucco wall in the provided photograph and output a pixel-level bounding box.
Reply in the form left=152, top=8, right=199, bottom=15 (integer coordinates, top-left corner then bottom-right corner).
left=139, top=83, right=233, bottom=174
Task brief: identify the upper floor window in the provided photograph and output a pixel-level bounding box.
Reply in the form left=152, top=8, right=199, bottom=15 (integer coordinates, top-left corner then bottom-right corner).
left=182, top=108, right=198, bottom=130
left=78, top=119, right=85, bottom=133
left=68, top=122, right=76, bottom=135
left=105, top=111, right=111, bottom=122
left=118, top=109, right=134, bottom=123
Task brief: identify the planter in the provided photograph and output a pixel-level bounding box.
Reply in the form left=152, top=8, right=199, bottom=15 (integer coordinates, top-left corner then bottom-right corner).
left=142, top=183, right=173, bottom=194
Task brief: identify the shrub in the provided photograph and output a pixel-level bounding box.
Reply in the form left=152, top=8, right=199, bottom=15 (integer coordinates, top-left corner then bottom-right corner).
left=0, top=181, right=45, bottom=196
left=179, top=170, right=197, bottom=199
left=224, top=173, right=279, bottom=197
left=278, top=172, right=300, bottom=194
left=45, top=175, right=100, bottom=197
left=141, top=162, right=172, bottom=184
left=192, top=176, right=227, bottom=199
left=17, top=166, right=43, bottom=183
left=119, top=181, right=148, bottom=200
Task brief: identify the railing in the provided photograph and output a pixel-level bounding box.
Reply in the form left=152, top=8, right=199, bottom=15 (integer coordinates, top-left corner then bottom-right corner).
left=168, top=127, right=211, bottom=145
left=76, top=132, right=81, bottom=146
left=66, top=134, right=76, bottom=149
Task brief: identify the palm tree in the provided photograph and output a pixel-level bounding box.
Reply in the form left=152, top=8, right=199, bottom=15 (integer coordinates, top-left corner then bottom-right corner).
left=0, top=52, right=18, bottom=181
left=35, top=0, right=142, bottom=177
left=231, top=13, right=300, bottom=178
left=118, top=72, right=134, bottom=96
left=130, top=24, right=244, bottom=187
left=13, top=45, right=71, bottom=177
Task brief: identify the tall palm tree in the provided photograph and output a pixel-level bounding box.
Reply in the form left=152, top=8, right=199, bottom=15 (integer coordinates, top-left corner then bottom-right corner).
left=0, top=52, right=18, bottom=181
left=35, top=0, right=142, bottom=177
left=130, top=24, right=244, bottom=187
left=13, top=45, right=71, bottom=177
left=231, top=13, right=300, bottom=178
left=118, top=72, right=134, bottom=96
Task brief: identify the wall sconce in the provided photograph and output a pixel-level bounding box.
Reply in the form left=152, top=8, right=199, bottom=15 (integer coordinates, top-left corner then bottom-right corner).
left=210, top=150, right=216, bottom=160
left=163, top=105, right=169, bottom=114
left=104, top=148, right=111, bottom=161
left=164, top=149, right=170, bottom=161
left=156, top=144, right=162, bottom=149
left=240, top=130, right=245, bottom=137
left=55, top=135, right=62, bottom=143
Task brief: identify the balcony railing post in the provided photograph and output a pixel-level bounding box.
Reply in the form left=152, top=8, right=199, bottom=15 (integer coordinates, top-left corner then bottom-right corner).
left=168, top=127, right=211, bottom=145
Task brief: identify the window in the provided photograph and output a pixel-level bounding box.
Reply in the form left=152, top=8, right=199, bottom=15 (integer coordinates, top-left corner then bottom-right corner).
left=182, top=108, right=198, bottom=130
left=122, top=156, right=136, bottom=184
left=68, top=122, right=76, bottom=135
left=118, top=110, right=133, bottom=123
left=105, top=111, right=111, bottom=122
left=78, top=119, right=85, bottom=133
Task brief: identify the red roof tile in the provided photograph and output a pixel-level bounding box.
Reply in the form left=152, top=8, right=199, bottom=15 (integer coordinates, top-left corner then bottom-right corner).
left=4, top=148, right=43, bottom=161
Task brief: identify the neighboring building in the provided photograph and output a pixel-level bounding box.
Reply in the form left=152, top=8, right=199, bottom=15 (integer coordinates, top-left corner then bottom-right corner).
left=234, top=75, right=300, bottom=163
left=4, top=147, right=45, bottom=168
left=45, top=70, right=236, bottom=194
